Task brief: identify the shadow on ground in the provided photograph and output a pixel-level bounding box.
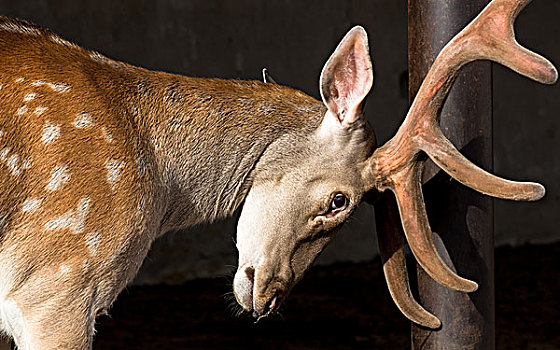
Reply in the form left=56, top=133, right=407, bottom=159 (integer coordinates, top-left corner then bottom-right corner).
left=94, top=243, right=560, bottom=349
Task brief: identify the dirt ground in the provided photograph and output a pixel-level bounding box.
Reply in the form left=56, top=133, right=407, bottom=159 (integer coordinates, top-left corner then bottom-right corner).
left=93, top=243, right=560, bottom=349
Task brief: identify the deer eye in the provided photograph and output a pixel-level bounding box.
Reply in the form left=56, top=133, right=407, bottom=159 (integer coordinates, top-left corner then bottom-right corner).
left=329, top=193, right=348, bottom=212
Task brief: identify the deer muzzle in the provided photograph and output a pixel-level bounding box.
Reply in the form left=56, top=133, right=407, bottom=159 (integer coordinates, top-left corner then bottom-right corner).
left=233, top=264, right=281, bottom=318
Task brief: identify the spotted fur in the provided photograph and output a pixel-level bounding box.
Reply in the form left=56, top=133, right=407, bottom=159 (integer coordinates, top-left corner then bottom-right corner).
left=0, top=16, right=376, bottom=350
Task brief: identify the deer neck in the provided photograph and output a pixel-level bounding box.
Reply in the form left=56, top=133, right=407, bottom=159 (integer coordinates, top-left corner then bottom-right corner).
left=127, top=72, right=325, bottom=231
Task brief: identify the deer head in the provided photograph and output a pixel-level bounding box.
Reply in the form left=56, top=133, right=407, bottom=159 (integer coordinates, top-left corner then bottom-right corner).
left=234, top=0, right=557, bottom=326
left=233, top=27, right=376, bottom=318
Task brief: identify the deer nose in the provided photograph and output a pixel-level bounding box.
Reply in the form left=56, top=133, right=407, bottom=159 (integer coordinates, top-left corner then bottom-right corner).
left=233, top=265, right=255, bottom=312
left=244, top=266, right=255, bottom=281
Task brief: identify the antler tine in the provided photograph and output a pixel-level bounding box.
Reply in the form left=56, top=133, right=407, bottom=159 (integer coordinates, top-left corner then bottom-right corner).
left=421, top=128, right=545, bottom=201
left=375, top=193, right=441, bottom=329
left=476, top=0, right=557, bottom=85
left=391, top=166, right=478, bottom=293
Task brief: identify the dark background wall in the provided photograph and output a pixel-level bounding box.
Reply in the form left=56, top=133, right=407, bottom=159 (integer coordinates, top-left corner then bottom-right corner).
left=1, top=0, right=558, bottom=284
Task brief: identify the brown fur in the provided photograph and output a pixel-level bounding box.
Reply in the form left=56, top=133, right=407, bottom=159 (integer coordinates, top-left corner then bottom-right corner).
left=0, top=16, right=358, bottom=349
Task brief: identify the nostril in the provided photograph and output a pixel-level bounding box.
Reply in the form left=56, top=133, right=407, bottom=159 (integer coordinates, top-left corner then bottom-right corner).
left=245, top=266, right=255, bottom=282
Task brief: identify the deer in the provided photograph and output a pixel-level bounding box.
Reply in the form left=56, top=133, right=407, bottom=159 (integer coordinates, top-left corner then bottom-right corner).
left=0, top=0, right=556, bottom=348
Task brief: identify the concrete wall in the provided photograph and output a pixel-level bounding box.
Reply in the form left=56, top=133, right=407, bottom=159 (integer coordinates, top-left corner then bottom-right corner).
left=1, top=0, right=558, bottom=284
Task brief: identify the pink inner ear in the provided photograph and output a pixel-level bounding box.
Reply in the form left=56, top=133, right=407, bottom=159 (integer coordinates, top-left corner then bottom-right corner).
left=323, top=35, right=373, bottom=124
left=330, top=48, right=371, bottom=123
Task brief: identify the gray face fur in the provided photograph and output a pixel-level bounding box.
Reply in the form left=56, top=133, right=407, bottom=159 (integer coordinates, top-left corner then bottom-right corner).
left=233, top=26, right=375, bottom=317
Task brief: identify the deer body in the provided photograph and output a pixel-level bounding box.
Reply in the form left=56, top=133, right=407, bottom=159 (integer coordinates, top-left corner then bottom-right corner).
left=0, top=17, right=377, bottom=349
left=0, top=0, right=556, bottom=347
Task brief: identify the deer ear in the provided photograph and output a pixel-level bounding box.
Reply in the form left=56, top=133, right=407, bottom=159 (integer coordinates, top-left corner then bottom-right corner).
left=320, top=26, right=373, bottom=127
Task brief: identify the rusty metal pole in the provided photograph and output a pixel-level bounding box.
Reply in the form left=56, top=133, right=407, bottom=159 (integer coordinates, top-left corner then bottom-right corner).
left=408, top=0, right=494, bottom=349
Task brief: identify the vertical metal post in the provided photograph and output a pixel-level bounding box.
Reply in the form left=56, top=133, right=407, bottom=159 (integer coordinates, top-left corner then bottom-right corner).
left=408, top=1, right=494, bottom=349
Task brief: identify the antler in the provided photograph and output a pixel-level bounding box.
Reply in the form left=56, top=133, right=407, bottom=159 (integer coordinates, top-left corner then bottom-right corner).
left=367, top=0, right=557, bottom=328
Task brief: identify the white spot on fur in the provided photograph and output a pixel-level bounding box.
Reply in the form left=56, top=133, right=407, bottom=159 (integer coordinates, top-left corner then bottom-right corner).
left=31, top=80, right=45, bottom=87
left=16, top=105, right=28, bottom=116
left=42, top=122, right=60, bottom=144
left=23, top=93, right=35, bottom=102
left=0, top=148, right=9, bottom=161
left=0, top=148, right=21, bottom=176
left=22, top=198, right=42, bottom=213
left=0, top=130, right=3, bottom=138
left=0, top=22, right=40, bottom=35
left=46, top=165, right=70, bottom=191
left=6, top=154, right=20, bottom=176
left=59, top=264, right=71, bottom=275
left=45, top=215, right=73, bottom=232
left=76, top=198, right=91, bottom=226
left=106, top=160, right=125, bottom=189
left=15, top=77, right=24, bottom=83
left=86, top=232, right=100, bottom=255
left=74, top=113, right=94, bottom=128
left=45, top=197, right=91, bottom=233
left=47, top=82, right=71, bottom=92
left=34, top=106, right=48, bottom=116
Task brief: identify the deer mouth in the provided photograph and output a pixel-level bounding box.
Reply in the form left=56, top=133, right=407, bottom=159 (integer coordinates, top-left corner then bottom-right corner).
left=233, top=264, right=282, bottom=318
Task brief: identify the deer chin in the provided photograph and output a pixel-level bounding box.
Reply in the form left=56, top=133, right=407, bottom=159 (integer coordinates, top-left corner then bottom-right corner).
left=233, top=264, right=284, bottom=318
